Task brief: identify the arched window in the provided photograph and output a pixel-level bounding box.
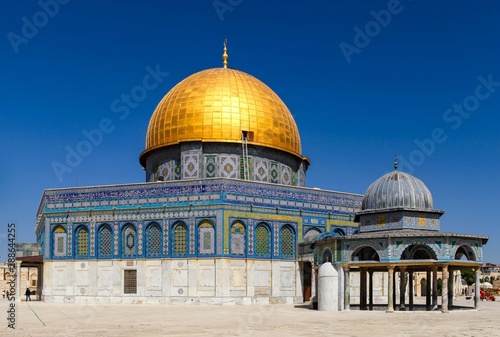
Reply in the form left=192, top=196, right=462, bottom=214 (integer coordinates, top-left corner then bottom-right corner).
left=146, top=222, right=162, bottom=257
left=123, top=224, right=137, bottom=257
left=53, top=225, right=67, bottom=257
left=172, top=223, right=188, bottom=255
left=98, top=224, right=113, bottom=257
left=255, top=224, right=271, bottom=257
left=198, top=221, right=215, bottom=255
left=75, top=226, right=89, bottom=257
left=280, top=226, right=295, bottom=258
left=230, top=222, right=246, bottom=256
left=321, top=248, right=333, bottom=264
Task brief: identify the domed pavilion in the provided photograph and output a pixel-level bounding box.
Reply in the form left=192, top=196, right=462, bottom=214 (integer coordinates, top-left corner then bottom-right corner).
left=315, top=158, right=488, bottom=312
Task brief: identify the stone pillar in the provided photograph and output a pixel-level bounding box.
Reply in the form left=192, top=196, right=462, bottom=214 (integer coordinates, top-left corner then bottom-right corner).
left=310, top=264, right=318, bottom=309
left=393, top=270, right=397, bottom=309
left=474, top=267, right=481, bottom=309
left=387, top=265, right=394, bottom=313
left=360, top=268, right=367, bottom=310
left=369, top=270, right=374, bottom=311
left=432, top=266, right=438, bottom=310
left=15, top=261, right=22, bottom=303
left=344, top=266, right=350, bottom=310
left=442, top=265, right=449, bottom=313
left=318, top=263, right=338, bottom=311
left=426, top=269, right=431, bottom=310
left=408, top=270, right=414, bottom=311
left=448, top=269, right=454, bottom=309
left=399, top=267, right=407, bottom=311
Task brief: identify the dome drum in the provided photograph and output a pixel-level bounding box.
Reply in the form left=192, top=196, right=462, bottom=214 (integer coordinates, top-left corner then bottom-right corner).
left=145, top=141, right=308, bottom=186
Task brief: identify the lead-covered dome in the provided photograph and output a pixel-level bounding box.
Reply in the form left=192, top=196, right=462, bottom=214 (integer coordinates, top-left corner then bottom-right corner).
left=361, top=170, right=433, bottom=211
left=139, top=67, right=303, bottom=167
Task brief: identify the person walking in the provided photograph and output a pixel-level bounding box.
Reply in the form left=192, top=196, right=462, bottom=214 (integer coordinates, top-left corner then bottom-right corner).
left=25, top=288, right=31, bottom=301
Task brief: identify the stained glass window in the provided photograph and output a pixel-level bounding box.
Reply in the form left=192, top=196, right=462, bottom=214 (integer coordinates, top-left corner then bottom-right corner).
left=99, top=225, right=112, bottom=256
left=53, top=226, right=66, bottom=257
left=231, top=222, right=245, bottom=255
left=198, top=221, right=214, bottom=255
left=173, top=223, right=187, bottom=255
left=280, top=226, right=294, bottom=258
left=123, top=224, right=136, bottom=256
left=147, top=223, right=161, bottom=257
left=76, top=227, right=89, bottom=256
left=255, top=224, right=270, bottom=256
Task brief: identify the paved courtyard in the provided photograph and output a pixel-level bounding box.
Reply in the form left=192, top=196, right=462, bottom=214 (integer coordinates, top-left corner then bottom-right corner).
left=2, top=298, right=500, bottom=336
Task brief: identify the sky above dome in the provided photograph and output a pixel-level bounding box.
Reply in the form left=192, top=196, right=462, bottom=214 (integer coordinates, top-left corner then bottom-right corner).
left=0, top=1, right=499, bottom=263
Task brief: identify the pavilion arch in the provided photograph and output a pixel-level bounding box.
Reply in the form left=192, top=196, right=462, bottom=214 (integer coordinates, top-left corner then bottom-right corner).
left=333, top=228, right=345, bottom=236
left=197, top=219, right=215, bottom=255
left=400, top=244, right=437, bottom=260
left=351, top=245, right=380, bottom=262
left=321, top=247, right=333, bottom=264
left=454, top=244, right=476, bottom=261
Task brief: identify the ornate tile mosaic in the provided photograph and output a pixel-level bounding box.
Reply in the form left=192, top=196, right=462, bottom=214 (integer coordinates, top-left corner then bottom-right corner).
left=182, top=153, right=200, bottom=179
left=220, top=155, right=239, bottom=179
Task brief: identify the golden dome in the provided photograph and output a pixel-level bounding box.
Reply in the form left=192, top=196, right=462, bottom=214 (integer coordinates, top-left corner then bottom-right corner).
left=140, top=67, right=303, bottom=165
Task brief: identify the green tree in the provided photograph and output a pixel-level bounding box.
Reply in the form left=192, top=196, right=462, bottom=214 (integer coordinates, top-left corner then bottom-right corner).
left=460, top=268, right=475, bottom=285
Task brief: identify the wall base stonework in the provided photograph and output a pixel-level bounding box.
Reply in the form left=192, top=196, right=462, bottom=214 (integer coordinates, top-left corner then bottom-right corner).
left=42, top=259, right=301, bottom=305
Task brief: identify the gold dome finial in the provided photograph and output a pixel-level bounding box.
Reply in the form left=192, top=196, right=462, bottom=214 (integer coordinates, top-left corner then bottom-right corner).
left=394, top=155, right=398, bottom=170
left=223, top=39, right=228, bottom=68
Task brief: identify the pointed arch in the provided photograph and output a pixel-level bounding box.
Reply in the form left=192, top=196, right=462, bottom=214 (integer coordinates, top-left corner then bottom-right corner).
left=280, top=225, right=295, bottom=259
left=321, top=247, right=333, bottom=264
left=122, top=223, right=137, bottom=257
left=401, top=244, right=437, bottom=260
left=198, top=220, right=215, bottom=255
left=146, top=222, right=162, bottom=257
left=53, top=225, right=67, bottom=258
left=172, top=221, right=188, bottom=256
left=454, top=244, right=476, bottom=261
left=351, top=245, right=380, bottom=262
left=255, top=223, right=271, bottom=257
left=230, top=221, right=246, bottom=256
left=98, top=223, right=113, bottom=257
left=333, top=228, right=346, bottom=236
left=74, top=225, right=89, bottom=257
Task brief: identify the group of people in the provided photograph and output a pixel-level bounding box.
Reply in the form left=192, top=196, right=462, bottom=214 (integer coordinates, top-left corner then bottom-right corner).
left=1, top=288, right=33, bottom=300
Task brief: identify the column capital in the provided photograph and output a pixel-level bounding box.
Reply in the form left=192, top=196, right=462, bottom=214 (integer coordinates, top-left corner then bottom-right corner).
left=399, top=265, right=407, bottom=271
left=387, top=265, right=395, bottom=272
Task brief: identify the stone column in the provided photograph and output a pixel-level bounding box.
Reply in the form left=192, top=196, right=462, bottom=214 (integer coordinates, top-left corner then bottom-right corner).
left=369, top=270, right=374, bottom=311
left=318, top=262, right=338, bottom=311
left=360, top=268, right=367, bottom=310
left=408, top=270, right=414, bottom=311
left=387, top=265, right=394, bottom=313
left=399, top=267, right=407, bottom=311
left=448, top=269, right=454, bottom=309
left=442, top=265, right=449, bottom=313
left=426, top=269, right=431, bottom=310
left=432, top=266, right=438, bottom=310
left=311, top=265, right=318, bottom=309
left=474, top=267, right=481, bottom=309
left=15, top=261, right=22, bottom=303
left=393, top=269, right=397, bottom=309
left=344, top=266, right=350, bottom=310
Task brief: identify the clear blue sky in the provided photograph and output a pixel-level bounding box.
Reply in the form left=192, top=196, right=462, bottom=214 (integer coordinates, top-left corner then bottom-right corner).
left=1, top=1, right=499, bottom=263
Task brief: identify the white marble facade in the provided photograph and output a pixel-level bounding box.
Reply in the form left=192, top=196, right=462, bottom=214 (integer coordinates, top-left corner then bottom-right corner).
left=42, top=259, right=302, bottom=305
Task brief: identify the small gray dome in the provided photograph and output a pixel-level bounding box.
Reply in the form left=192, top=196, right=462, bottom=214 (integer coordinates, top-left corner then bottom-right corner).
left=362, top=170, right=433, bottom=211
